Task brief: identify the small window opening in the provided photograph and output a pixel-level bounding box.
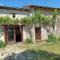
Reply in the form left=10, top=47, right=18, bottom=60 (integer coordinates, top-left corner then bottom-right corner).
left=12, top=14, right=15, bottom=18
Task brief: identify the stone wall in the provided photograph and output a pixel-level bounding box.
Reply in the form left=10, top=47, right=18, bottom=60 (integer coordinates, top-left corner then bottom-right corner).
left=23, top=25, right=48, bottom=43
left=41, top=27, right=48, bottom=40
left=23, top=25, right=35, bottom=43
left=54, top=15, right=60, bottom=36
left=0, top=26, right=4, bottom=42
left=0, top=9, right=30, bottom=19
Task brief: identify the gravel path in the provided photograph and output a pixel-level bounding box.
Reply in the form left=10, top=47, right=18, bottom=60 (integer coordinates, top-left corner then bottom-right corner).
left=0, top=43, right=26, bottom=60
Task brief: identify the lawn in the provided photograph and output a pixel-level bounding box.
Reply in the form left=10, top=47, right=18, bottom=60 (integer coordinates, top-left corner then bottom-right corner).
left=18, top=42, right=60, bottom=60
left=3, top=42, right=60, bottom=60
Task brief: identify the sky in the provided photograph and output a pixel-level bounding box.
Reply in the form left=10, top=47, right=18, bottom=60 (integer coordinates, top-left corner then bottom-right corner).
left=0, top=0, right=60, bottom=8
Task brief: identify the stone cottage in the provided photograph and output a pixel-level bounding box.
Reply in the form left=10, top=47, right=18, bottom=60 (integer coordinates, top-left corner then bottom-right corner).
left=0, top=5, right=59, bottom=44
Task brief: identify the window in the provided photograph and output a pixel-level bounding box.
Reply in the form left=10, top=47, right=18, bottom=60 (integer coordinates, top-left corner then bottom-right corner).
left=12, top=14, right=15, bottom=18
left=11, top=13, right=15, bottom=18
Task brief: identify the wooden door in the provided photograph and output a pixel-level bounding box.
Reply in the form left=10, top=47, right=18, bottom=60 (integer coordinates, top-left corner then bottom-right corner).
left=15, top=25, right=22, bottom=42
left=35, top=27, right=41, bottom=40
left=7, top=25, right=14, bottom=44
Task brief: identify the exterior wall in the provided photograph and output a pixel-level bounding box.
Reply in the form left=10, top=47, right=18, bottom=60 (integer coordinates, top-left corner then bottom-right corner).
left=31, top=25, right=35, bottom=43
left=42, top=11, right=52, bottom=16
left=0, top=26, right=5, bottom=42
left=0, top=25, right=51, bottom=43
left=23, top=25, right=35, bottom=43
left=0, top=8, right=57, bottom=43
left=0, top=24, right=48, bottom=43
left=0, top=9, right=30, bottom=43
left=54, top=15, right=60, bottom=36
left=0, top=9, right=30, bottom=19
left=41, top=27, right=48, bottom=40
left=23, top=25, right=48, bottom=42
left=23, top=26, right=31, bottom=41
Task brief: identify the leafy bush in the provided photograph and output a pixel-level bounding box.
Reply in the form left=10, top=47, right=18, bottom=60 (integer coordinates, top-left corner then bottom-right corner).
left=47, top=34, right=56, bottom=42
left=0, top=40, right=6, bottom=48
left=56, top=36, right=60, bottom=42
left=24, top=38, right=33, bottom=44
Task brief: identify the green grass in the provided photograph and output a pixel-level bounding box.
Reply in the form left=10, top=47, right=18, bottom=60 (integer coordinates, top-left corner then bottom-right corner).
left=19, top=42, right=60, bottom=60
left=4, top=42, right=60, bottom=60
left=0, top=40, right=6, bottom=48
left=27, top=42, right=60, bottom=54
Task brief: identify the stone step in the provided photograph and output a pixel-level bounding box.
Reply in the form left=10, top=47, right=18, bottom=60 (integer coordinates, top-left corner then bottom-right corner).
left=36, top=40, right=42, bottom=42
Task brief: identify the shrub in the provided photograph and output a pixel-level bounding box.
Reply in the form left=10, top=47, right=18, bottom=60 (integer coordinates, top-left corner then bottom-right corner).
left=0, top=40, right=6, bottom=48
left=56, top=36, right=60, bottom=42
left=47, top=34, right=56, bottom=42
left=24, top=38, right=33, bottom=44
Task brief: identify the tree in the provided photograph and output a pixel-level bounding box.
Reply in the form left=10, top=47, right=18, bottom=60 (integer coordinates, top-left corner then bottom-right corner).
left=31, top=10, right=51, bottom=27
left=0, top=16, right=13, bottom=25
left=20, top=16, right=33, bottom=38
left=0, top=16, right=20, bottom=25
left=20, top=16, right=32, bottom=25
left=20, top=10, right=50, bottom=40
left=50, top=9, right=58, bottom=29
left=20, top=10, right=58, bottom=40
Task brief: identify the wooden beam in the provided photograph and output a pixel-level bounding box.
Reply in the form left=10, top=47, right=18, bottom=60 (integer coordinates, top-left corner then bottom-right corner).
left=21, top=26, right=23, bottom=42
left=3, top=25, right=8, bottom=44
left=13, top=25, right=16, bottom=43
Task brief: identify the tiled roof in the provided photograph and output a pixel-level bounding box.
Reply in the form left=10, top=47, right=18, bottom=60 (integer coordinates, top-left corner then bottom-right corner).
left=0, top=5, right=30, bottom=12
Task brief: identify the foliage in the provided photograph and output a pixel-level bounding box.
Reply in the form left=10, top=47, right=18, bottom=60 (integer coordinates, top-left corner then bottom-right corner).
left=0, top=16, right=12, bottom=25
left=20, top=10, right=58, bottom=42
left=13, top=18, right=20, bottom=25
left=41, top=16, right=50, bottom=26
left=4, top=42, right=60, bottom=60
left=20, top=10, right=58, bottom=28
left=56, top=36, right=60, bottom=42
left=20, top=16, right=33, bottom=25
left=24, top=38, right=33, bottom=44
left=33, top=10, right=58, bottom=27
left=0, top=40, right=6, bottom=48
left=47, top=34, right=57, bottom=42
left=0, top=10, right=58, bottom=26
left=32, top=10, right=42, bottom=24
left=0, top=16, right=20, bottom=25
left=50, top=9, right=58, bottom=27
